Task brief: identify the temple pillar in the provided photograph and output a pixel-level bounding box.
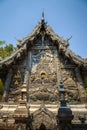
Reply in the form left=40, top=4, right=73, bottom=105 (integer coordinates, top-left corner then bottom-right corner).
left=27, top=50, right=32, bottom=72
left=23, top=70, right=29, bottom=86
left=2, top=69, right=13, bottom=102
left=75, top=67, right=86, bottom=102
left=24, top=50, right=32, bottom=102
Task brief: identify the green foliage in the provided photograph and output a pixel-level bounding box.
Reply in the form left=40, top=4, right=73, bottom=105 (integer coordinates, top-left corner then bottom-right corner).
left=0, top=40, right=16, bottom=59
left=0, top=79, right=4, bottom=95
left=0, top=40, right=5, bottom=46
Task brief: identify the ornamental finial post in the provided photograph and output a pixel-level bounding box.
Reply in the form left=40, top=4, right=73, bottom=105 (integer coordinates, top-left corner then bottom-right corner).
left=42, top=9, right=44, bottom=20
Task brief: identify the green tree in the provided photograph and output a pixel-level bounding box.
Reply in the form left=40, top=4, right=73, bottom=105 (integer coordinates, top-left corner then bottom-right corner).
left=0, top=40, right=5, bottom=47
left=0, top=41, right=16, bottom=59
left=4, top=44, right=14, bottom=56
left=0, top=41, right=6, bottom=58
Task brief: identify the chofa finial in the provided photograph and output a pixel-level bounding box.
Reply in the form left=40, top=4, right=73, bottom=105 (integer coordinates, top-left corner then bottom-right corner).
left=42, top=9, right=44, bottom=20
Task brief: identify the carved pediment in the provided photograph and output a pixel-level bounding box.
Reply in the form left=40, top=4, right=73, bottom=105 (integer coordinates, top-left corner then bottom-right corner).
left=32, top=103, right=56, bottom=130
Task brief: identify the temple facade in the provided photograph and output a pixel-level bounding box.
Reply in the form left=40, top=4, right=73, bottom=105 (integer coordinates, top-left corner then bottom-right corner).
left=0, top=14, right=87, bottom=130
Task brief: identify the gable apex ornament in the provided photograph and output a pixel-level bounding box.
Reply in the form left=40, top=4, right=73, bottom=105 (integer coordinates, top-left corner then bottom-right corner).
left=40, top=9, right=47, bottom=35
left=42, top=9, right=44, bottom=20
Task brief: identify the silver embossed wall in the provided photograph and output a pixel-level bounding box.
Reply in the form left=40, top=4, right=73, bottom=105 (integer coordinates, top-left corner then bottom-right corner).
left=28, top=38, right=58, bottom=103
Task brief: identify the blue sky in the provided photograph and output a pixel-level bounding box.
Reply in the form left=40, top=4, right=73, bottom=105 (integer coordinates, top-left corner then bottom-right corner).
left=0, top=0, right=87, bottom=58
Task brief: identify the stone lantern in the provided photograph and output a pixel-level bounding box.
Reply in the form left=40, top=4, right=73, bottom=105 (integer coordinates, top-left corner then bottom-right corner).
left=57, top=79, right=74, bottom=130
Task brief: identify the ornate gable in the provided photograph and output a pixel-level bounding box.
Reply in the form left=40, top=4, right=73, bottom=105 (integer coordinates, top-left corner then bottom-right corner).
left=0, top=14, right=87, bottom=103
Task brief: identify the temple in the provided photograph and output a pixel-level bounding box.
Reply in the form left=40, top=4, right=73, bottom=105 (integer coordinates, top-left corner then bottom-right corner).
left=0, top=13, right=87, bottom=130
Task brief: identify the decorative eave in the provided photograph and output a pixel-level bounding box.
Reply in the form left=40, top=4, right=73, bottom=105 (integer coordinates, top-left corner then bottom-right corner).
left=0, top=18, right=87, bottom=70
